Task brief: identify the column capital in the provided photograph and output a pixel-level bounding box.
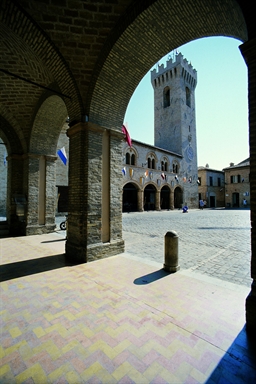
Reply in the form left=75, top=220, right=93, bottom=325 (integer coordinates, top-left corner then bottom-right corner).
left=67, top=121, right=124, bottom=141
left=6, top=153, right=24, bottom=161
left=45, top=155, right=58, bottom=162
left=67, top=121, right=105, bottom=137
left=14, top=153, right=58, bottom=161
left=239, top=38, right=256, bottom=64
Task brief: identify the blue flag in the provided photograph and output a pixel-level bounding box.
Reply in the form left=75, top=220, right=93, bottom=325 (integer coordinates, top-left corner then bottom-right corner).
left=57, top=147, right=67, bottom=165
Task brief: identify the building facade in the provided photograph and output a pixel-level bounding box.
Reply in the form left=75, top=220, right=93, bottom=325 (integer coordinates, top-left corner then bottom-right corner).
left=198, top=165, right=225, bottom=208
left=122, top=53, right=199, bottom=211
left=223, top=159, right=250, bottom=208
left=122, top=140, right=184, bottom=212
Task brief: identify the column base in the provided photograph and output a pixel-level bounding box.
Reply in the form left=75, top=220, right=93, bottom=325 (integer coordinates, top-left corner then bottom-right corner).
left=66, top=239, right=125, bottom=264
left=25, top=224, right=56, bottom=236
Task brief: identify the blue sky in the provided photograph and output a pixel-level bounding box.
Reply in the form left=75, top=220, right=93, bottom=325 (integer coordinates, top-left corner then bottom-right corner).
left=124, top=36, right=249, bottom=171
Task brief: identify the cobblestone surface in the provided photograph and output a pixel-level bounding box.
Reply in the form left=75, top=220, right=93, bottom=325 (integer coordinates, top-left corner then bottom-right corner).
left=122, top=208, right=252, bottom=288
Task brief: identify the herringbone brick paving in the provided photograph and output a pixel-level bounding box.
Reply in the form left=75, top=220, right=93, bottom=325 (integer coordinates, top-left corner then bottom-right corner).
left=1, top=233, right=256, bottom=383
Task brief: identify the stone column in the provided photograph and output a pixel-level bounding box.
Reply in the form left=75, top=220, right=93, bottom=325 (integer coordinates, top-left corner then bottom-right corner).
left=45, top=155, right=57, bottom=231
left=156, top=190, right=161, bottom=211
left=66, top=122, right=124, bottom=263
left=138, top=189, right=144, bottom=212
left=25, top=154, right=40, bottom=234
left=6, top=154, right=25, bottom=235
left=170, top=189, right=174, bottom=210
left=109, top=130, right=125, bottom=254
left=25, top=153, right=56, bottom=235
left=240, top=38, right=256, bottom=337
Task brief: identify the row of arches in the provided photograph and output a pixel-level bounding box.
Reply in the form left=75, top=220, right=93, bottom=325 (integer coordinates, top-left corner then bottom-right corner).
left=122, top=182, right=183, bottom=212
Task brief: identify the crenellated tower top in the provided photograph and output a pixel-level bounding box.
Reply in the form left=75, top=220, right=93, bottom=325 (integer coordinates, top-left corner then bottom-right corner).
left=150, top=51, right=198, bottom=182
left=151, top=53, right=197, bottom=90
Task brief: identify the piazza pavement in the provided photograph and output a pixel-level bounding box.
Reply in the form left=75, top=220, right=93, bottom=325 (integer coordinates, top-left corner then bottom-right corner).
left=121, top=208, right=251, bottom=288
left=1, top=208, right=255, bottom=383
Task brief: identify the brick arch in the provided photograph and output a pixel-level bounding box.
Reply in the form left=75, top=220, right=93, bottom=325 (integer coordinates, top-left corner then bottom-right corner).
left=30, top=96, right=68, bottom=156
left=0, top=105, right=26, bottom=154
left=87, top=0, right=247, bottom=129
left=0, top=116, right=24, bottom=156
left=0, top=1, right=83, bottom=127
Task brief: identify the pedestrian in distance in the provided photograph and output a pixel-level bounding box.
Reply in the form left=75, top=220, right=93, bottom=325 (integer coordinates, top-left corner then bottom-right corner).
left=182, top=204, right=188, bottom=213
left=199, top=199, right=204, bottom=210
left=243, top=199, right=247, bottom=208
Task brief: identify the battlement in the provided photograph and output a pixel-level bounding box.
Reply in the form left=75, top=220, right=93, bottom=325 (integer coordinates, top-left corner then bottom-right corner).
left=151, top=52, right=197, bottom=87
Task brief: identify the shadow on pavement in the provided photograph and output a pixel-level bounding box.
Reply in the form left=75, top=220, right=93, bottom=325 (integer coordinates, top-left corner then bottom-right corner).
left=134, top=269, right=170, bottom=285
left=198, top=227, right=250, bottom=230
left=0, top=254, right=74, bottom=282
left=205, top=325, right=256, bottom=383
left=41, top=238, right=66, bottom=243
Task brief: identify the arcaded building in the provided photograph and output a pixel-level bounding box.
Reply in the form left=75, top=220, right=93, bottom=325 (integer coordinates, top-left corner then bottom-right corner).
left=0, top=1, right=255, bottom=334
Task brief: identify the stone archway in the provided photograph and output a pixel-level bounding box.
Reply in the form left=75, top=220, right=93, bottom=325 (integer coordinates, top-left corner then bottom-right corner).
left=26, top=96, right=68, bottom=235
left=161, top=186, right=170, bottom=210
left=87, top=0, right=247, bottom=129
left=123, top=182, right=138, bottom=212
left=144, top=184, right=157, bottom=211
left=174, top=187, right=183, bottom=209
left=1, top=0, right=255, bottom=334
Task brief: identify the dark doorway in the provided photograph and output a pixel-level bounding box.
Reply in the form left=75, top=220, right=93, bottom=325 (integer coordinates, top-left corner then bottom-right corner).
left=57, top=186, right=68, bottom=213
left=144, top=184, right=156, bottom=211
left=123, top=183, right=138, bottom=212
left=174, top=187, right=183, bottom=209
left=210, top=196, right=216, bottom=208
left=232, top=192, right=240, bottom=207
left=161, top=186, right=170, bottom=209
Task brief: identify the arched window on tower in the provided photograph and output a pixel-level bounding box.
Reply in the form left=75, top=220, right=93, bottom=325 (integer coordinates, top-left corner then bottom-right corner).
left=152, top=158, right=155, bottom=169
left=126, top=153, right=130, bottom=165
left=163, top=87, right=170, bottom=108
left=186, top=87, right=191, bottom=107
left=131, top=154, right=135, bottom=165
left=148, top=158, right=152, bottom=168
left=173, top=162, right=179, bottom=174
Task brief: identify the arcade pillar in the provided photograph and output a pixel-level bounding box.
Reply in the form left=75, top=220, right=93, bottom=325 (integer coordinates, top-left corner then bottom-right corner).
left=240, top=38, right=256, bottom=337
left=66, top=122, right=124, bottom=263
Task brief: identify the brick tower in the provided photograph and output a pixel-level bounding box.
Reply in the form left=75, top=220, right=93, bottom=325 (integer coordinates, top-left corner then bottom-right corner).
left=151, top=52, right=198, bottom=208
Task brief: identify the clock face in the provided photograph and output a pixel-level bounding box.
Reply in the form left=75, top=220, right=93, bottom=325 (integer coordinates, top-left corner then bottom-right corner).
left=187, top=146, right=194, bottom=161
